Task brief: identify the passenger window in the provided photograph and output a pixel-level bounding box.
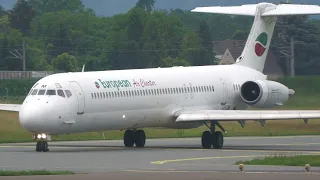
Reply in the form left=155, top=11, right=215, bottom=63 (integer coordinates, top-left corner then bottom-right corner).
left=65, top=90, right=72, bottom=98
left=38, top=90, right=46, bottom=95
left=46, top=90, right=56, bottom=95
left=31, top=89, right=38, bottom=95
left=57, top=90, right=65, bottom=97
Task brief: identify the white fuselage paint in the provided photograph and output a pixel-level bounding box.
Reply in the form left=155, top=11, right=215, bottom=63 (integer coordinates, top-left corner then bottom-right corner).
left=19, top=64, right=266, bottom=135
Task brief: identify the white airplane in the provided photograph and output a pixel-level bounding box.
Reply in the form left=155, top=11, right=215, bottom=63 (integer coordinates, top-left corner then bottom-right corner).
left=1, top=2, right=320, bottom=152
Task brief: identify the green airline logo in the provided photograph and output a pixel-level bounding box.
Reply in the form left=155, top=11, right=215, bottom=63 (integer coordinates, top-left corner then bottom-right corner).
left=95, top=79, right=131, bottom=90
left=255, top=32, right=268, bottom=57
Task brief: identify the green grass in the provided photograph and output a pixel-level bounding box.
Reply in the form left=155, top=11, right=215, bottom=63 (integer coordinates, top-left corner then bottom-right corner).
left=236, top=155, right=320, bottom=167
left=0, top=170, right=74, bottom=176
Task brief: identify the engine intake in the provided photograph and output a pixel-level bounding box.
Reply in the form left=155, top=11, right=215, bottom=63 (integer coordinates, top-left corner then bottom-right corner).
left=241, top=81, right=262, bottom=103
left=240, top=80, right=293, bottom=108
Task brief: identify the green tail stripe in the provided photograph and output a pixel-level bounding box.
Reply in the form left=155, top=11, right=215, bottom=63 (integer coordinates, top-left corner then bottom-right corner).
left=256, top=32, right=268, bottom=46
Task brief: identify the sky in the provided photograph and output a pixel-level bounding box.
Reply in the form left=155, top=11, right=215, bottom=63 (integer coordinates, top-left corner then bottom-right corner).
left=0, top=0, right=319, bottom=17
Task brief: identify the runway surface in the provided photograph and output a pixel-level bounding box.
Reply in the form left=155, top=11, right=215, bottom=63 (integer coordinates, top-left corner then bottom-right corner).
left=0, top=135, right=320, bottom=179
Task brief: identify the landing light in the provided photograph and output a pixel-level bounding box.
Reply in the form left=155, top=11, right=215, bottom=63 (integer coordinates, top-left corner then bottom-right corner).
left=37, top=134, right=41, bottom=139
left=41, top=134, right=47, bottom=139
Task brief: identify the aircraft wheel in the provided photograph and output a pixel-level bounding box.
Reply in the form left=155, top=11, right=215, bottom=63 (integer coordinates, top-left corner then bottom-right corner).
left=36, top=141, right=49, bottom=152
left=42, top=141, right=49, bottom=152
left=135, top=130, right=146, bottom=148
left=36, top=141, right=41, bottom=152
left=213, top=131, right=224, bottom=149
left=124, top=130, right=135, bottom=147
left=201, top=131, right=212, bottom=149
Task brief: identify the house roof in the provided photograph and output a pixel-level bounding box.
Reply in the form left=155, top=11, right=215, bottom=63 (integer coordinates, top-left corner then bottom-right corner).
left=213, top=40, right=284, bottom=76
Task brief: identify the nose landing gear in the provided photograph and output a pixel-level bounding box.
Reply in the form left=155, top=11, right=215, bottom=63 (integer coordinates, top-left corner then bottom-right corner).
left=33, top=133, right=50, bottom=152
left=36, top=141, right=49, bottom=152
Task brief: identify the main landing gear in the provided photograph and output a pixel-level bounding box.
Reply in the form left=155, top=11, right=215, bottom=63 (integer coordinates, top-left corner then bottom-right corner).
left=201, top=121, right=225, bottom=149
left=123, top=129, right=146, bottom=148
left=33, top=133, right=50, bottom=152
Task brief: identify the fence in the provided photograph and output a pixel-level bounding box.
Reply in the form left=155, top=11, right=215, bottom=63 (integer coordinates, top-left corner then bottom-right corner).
left=0, top=71, right=54, bottom=79
left=0, top=88, right=29, bottom=103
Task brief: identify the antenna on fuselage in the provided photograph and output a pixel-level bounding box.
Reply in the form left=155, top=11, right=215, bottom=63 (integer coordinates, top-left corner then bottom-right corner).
left=81, top=64, right=85, bottom=72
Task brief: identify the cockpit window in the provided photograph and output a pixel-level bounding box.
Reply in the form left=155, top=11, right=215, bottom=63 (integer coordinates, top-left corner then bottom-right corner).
left=28, top=89, right=33, bottom=95
left=38, top=90, right=46, bottom=95
left=31, top=89, right=38, bottom=95
left=46, top=90, right=56, bottom=95
left=65, top=90, right=72, bottom=98
left=57, top=90, right=65, bottom=97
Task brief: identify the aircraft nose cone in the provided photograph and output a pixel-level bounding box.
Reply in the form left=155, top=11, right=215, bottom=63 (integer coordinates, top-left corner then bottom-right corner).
left=18, top=105, right=39, bottom=131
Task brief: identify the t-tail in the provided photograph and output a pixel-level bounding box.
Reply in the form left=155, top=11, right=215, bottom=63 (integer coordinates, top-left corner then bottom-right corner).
left=192, top=3, right=320, bottom=72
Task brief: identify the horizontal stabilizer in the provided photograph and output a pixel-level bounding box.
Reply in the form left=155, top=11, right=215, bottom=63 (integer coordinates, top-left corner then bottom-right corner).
left=262, top=4, right=320, bottom=16
left=174, top=110, right=320, bottom=122
left=191, top=3, right=320, bottom=17
left=0, top=104, right=21, bottom=112
left=191, top=4, right=258, bottom=16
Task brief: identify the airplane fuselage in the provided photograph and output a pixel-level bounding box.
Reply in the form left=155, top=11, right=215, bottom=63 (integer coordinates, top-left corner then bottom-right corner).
left=19, top=64, right=266, bottom=135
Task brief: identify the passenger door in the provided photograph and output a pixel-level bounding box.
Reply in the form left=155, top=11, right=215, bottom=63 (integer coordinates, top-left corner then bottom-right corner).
left=70, top=81, right=85, bottom=114
left=220, top=78, right=230, bottom=110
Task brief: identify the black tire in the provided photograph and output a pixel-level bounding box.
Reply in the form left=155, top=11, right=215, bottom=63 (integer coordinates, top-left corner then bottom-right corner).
left=135, top=130, right=146, bottom=148
left=213, top=131, right=224, bottom=149
left=124, top=130, right=135, bottom=147
left=43, top=141, right=49, bottom=152
left=36, top=141, right=41, bottom=152
left=201, top=131, right=212, bottom=149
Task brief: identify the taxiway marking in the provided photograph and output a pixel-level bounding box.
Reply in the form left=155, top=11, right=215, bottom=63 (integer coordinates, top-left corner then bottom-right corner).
left=151, top=155, right=259, bottom=165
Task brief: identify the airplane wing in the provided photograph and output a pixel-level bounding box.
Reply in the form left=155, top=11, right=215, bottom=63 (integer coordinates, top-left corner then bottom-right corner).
left=174, top=110, right=320, bottom=122
left=0, top=104, right=21, bottom=112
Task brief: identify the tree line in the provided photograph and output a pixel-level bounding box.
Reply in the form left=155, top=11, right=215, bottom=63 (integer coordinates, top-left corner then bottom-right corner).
left=0, top=0, right=320, bottom=75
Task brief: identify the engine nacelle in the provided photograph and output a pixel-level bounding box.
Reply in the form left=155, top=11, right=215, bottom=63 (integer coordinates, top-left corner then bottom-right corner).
left=240, top=80, right=294, bottom=108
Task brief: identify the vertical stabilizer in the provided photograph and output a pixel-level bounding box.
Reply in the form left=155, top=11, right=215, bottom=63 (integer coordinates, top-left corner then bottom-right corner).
left=235, top=3, right=277, bottom=72
left=191, top=3, right=320, bottom=72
